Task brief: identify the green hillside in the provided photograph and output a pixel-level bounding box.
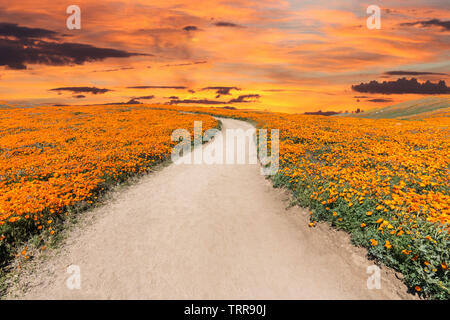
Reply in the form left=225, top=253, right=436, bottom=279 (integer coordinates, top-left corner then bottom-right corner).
left=356, top=96, right=450, bottom=119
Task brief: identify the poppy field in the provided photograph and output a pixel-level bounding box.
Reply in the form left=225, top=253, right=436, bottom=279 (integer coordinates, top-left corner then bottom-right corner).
left=178, top=105, right=449, bottom=299
left=0, top=105, right=218, bottom=268
left=0, top=103, right=448, bottom=299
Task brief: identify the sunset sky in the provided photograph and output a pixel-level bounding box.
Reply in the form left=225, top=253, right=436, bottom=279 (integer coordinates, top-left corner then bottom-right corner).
left=0, top=0, right=449, bottom=113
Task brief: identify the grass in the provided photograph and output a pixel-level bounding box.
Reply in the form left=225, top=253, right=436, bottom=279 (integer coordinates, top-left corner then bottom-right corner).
left=355, top=96, right=450, bottom=119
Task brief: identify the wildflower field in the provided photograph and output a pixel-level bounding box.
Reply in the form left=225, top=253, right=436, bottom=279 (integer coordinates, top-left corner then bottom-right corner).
left=0, top=105, right=217, bottom=268
left=178, top=105, right=450, bottom=299
left=0, top=103, right=448, bottom=299
left=263, top=113, right=449, bottom=299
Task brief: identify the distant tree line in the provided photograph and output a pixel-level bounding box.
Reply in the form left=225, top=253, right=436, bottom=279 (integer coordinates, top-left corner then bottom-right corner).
left=304, top=109, right=363, bottom=116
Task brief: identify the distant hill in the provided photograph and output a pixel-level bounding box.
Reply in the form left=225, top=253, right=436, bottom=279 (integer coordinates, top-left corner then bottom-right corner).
left=355, top=96, right=450, bottom=119
left=304, top=111, right=341, bottom=116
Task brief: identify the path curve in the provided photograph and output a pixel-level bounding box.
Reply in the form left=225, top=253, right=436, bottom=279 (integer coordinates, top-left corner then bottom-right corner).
left=13, top=118, right=411, bottom=299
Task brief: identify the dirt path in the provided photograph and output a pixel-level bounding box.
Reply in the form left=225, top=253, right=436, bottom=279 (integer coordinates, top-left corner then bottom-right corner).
left=11, top=118, right=412, bottom=299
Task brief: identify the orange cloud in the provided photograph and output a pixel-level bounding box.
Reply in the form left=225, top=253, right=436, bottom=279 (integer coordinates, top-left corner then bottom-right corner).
left=0, top=0, right=448, bottom=112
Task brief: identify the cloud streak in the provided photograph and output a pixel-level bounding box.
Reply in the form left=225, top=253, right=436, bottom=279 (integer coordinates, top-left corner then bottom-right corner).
left=127, top=85, right=187, bottom=89
left=0, top=22, right=58, bottom=39
left=228, top=94, right=261, bottom=103
left=214, top=21, right=244, bottom=28
left=50, top=87, right=112, bottom=94
left=202, top=86, right=241, bottom=97
left=134, top=95, right=155, bottom=100
left=169, top=93, right=261, bottom=105
left=183, top=26, right=198, bottom=31
left=400, top=19, right=450, bottom=31
left=385, top=71, right=447, bottom=76
left=164, top=61, right=207, bottom=67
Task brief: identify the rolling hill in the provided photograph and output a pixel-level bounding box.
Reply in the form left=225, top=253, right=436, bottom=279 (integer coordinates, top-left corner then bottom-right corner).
left=355, top=96, right=450, bottom=119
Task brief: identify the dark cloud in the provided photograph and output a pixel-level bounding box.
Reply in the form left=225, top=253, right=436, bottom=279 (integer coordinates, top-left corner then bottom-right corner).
left=262, top=89, right=324, bottom=93
left=101, top=99, right=143, bottom=105
left=164, top=61, right=207, bottom=67
left=228, top=94, right=260, bottom=103
left=127, top=85, right=187, bottom=89
left=400, top=19, right=450, bottom=31
left=214, top=21, right=244, bottom=28
left=0, top=23, right=147, bottom=70
left=169, top=99, right=227, bottom=105
left=135, top=95, right=155, bottom=100
left=0, top=22, right=58, bottom=40
left=92, top=67, right=135, bottom=73
left=202, top=86, right=241, bottom=98
left=352, top=78, right=450, bottom=94
left=50, top=87, right=112, bottom=95
left=126, top=99, right=142, bottom=104
left=385, top=70, right=447, bottom=76
left=367, top=98, right=393, bottom=103
left=73, top=95, right=86, bottom=99
left=183, top=26, right=198, bottom=31
left=169, top=94, right=261, bottom=105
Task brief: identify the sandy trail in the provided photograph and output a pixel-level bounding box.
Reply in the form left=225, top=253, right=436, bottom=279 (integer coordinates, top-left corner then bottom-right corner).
left=14, top=118, right=411, bottom=300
